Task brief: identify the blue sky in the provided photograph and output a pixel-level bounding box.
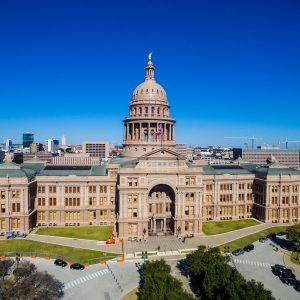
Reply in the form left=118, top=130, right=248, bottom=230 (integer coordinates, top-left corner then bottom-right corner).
left=1, top=0, right=300, bottom=147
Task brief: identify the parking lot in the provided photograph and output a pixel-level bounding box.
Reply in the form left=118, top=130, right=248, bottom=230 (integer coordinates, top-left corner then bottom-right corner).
left=22, top=257, right=140, bottom=300
left=230, top=237, right=299, bottom=300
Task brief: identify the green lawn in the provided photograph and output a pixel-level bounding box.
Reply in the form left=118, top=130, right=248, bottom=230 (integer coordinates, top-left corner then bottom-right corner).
left=219, top=226, right=289, bottom=252
left=202, top=219, right=260, bottom=235
left=36, top=226, right=113, bottom=241
left=0, top=240, right=117, bottom=264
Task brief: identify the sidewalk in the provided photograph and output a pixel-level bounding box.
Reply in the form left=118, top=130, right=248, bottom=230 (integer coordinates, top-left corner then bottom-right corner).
left=27, top=222, right=291, bottom=255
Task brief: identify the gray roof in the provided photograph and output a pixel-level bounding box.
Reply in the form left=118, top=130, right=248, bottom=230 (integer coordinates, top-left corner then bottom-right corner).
left=37, top=165, right=107, bottom=176
left=203, top=165, right=253, bottom=175
left=0, top=162, right=36, bottom=178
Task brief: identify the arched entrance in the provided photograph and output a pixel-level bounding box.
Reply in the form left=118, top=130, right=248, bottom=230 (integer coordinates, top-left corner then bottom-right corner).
left=147, top=184, right=175, bottom=235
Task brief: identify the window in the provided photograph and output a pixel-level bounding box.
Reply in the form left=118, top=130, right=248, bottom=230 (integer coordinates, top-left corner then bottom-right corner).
left=38, top=186, right=45, bottom=193
left=185, top=221, right=194, bottom=232
left=49, top=211, right=56, bottom=221
left=238, top=184, right=245, bottom=190
left=100, top=186, right=107, bottom=193
left=148, top=204, right=152, bottom=213
left=271, top=197, right=278, bottom=205
left=220, top=184, right=233, bottom=191
left=110, top=186, right=116, bottom=193
left=49, top=186, right=56, bottom=193
left=0, top=220, right=5, bottom=229
left=206, top=184, right=213, bottom=191
left=0, top=191, right=5, bottom=199
left=12, top=203, right=20, bottom=212
left=49, top=198, right=56, bottom=206
left=238, top=194, right=245, bottom=201
left=1, top=204, right=5, bottom=213
left=11, top=190, right=20, bottom=198
left=205, top=207, right=212, bottom=216
left=185, top=177, right=196, bottom=186
left=271, top=185, right=278, bottom=193
left=110, top=197, right=115, bottom=205
left=204, top=195, right=212, bottom=203
left=185, top=206, right=194, bottom=216
left=11, top=218, right=20, bottom=229
left=292, top=185, right=298, bottom=193
left=65, top=211, right=80, bottom=221
left=282, top=196, right=289, bottom=205
left=89, top=197, right=96, bottom=206
left=185, top=193, right=195, bottom=202
left=38, top=198, right=46, bottom=206
left=219, top=194, right=233, bottom=202
left=89, top=186, right=96, bottom=193
left=88, top=211, right=96, bottom=220
left=282, top=186, right=290, bottom=193
left=128, top=208, right=138, bottom=218
left=64, top=198, right=80, bottom=206
left=166, top=202, right=171, bottom=212
left=128, top=194, right=138, bottom=203
left=100, top=197, right=107, bottom=205
left=292, top=196, right=298, bottom=204
left=128, top=178, right=138, bottom=187
left=128, top=224, right=138, bottom=234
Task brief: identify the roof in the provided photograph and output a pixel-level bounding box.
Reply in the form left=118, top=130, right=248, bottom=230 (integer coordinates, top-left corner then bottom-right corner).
left=38, top=165, right=108, bottom=176
left=0, top=161, right=36, bottom=178
left=203, top=165, right=253, bottom=175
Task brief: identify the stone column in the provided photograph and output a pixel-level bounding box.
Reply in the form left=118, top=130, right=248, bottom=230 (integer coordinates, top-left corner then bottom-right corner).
left=126, top=123, right=129, bottom=141
left=163, top=123, right=166, bottom=142
left=123, top=125, right=126, bottom=142
left=163, top=217, right=166, bottom=232
left=153, top=218, right=156, bottom=232
left=139, top=122, right=142, bottom=141
left=147, top=122, right=150, bottom=142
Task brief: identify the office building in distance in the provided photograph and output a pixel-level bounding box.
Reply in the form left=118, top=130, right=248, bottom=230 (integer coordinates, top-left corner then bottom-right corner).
left=22, top=132, right=34, bottom=148
left=233, top=148, right=300, bottom=169
left=82, top=141, right=109, bottom=158
left=0, top=56, right=299, bottom=237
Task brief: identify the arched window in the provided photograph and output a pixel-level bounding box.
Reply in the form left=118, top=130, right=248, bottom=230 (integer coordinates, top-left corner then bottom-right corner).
left=157, top=107, right=160, bottom=115
left=139, top=107, right=142, bottom=115
left=145, top=107, right=148, bottom=114
left=146, top=89, right=148, bottom=93
left=151, top=107, right=155, bottom=114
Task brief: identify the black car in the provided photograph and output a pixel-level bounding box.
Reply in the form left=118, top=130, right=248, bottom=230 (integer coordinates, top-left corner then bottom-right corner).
left=272, top=266, right=296, bottom=279
left=259, top=237, right=268, bottom=243
left=244, top=244, right=254, bottom=252
left=279, top=274, right=297, bottom=285
left=294, top=285, right=300, bottom=292
left=70, top=263, right=85, bottom=270
left=54, top=259, right=67, bottom=267
left=232, top=249, right=245, bottom=256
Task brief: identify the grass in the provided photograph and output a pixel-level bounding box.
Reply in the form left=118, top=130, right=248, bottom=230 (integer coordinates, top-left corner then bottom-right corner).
left=219, top=226, right=290, bottom=252
left=122, top=287, right=138, bottom=300
left=36, top=226, right=113, bottom=241
left=202, top=219, right=260, bottom=235
left=0, top=240, right=117, bottom=264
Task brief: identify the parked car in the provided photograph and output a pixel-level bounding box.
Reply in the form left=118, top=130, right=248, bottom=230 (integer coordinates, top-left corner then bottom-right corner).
left=54, top=259, right=67, bottom=267
left=244, top=244, right=254, bottom=252
left=70, top=263, right=85, bottom=270
left=232, top=249, right=245, bottom=256
left=259, top=237, right=268, bottom=243
left=279, top=274, right=297, bottom=285
left=271, top=265, right=296, bottom=279
left=16, top=233, right=27, bottom=238
left=267, top=233, right=276, bottom=240
left=276, top=232, right=286, bottom=236
left=6, top=232, right=16, bottom=239
left=294, top=284, right=300, bottom=292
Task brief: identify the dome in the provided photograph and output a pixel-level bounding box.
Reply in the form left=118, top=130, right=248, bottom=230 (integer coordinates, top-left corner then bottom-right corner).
left=131, top=58, right=168, bottom=105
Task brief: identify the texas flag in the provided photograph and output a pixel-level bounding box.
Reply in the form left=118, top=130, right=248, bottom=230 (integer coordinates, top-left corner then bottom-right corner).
left=155, top=123, right=163, bottom=137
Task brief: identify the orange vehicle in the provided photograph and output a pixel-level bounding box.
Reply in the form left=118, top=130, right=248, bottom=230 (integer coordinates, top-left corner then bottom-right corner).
left=105, top=234, right=115, bottom=244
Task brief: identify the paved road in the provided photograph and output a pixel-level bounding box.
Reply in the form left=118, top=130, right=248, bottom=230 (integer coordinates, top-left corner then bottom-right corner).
left=24, top=257, right=140, bottom=300
left=27, top=222, right=292, bottom=256
left=230, top=238, right=299, bottom=300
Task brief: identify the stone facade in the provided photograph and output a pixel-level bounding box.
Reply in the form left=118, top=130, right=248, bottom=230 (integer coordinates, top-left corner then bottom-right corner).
left=0, top=57, right=299, bottom=236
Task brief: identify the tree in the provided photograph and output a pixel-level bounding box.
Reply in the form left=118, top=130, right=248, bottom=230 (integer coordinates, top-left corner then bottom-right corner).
left=287, top=224, right=300, bottom=259
left=187, top=246, right=275, bottom=300
left=138, top=259, right=194, bottom=300
left=0, top=259, right=64, bottom=300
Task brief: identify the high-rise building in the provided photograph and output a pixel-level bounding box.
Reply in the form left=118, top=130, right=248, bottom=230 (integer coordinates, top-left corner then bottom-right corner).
left=30, top=142, right=44, bottom=153
left=47, top=139, right=59, bottom=153
left=23, top=132, right=34, bottom=148
left=61, top=135, right=67, bottom=146
left=82, top=141, right=109, bottom=158
left=5, top=139, right=12, bottom=148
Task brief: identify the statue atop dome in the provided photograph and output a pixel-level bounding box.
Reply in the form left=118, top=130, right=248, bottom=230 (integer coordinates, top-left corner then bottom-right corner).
left=148, top=52, right=152, bottom=61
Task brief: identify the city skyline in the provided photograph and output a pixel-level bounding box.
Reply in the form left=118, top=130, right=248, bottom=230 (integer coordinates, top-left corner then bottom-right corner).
left=1, top=1, right=300, bottom=147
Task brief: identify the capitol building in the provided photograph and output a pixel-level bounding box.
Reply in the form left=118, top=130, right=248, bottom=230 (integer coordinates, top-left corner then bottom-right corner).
left=0, top=56, right=300, bottom=238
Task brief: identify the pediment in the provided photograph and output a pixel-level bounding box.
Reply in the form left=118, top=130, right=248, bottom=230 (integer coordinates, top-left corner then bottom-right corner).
left=139, top=147, right=186, bottom=160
